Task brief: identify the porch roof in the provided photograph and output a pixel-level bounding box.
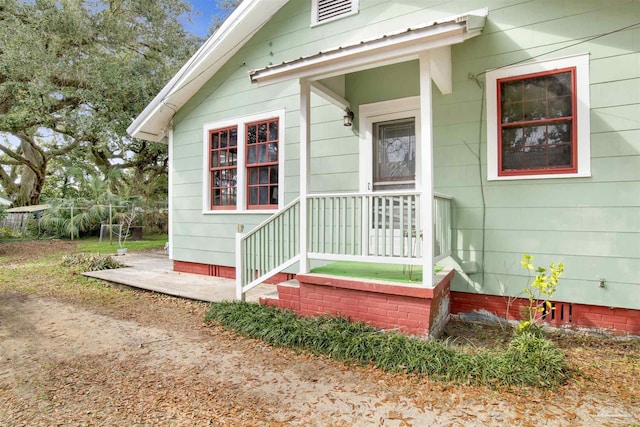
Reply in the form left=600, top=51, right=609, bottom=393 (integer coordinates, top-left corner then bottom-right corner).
left=249, top=8, right=487, bottom=86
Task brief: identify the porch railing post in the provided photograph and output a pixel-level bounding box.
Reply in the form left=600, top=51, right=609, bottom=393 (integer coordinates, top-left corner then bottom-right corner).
left=299, top=79, right=311, bottom=273
left=235, top=224, right=245, bottom=301
left=419, top=52, right=434, bottom=286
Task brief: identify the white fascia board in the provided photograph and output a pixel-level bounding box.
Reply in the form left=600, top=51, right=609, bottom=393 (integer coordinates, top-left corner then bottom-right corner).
left=250, top=8, right=487, bottom=85
left=127, top=0, right=289, bottom=142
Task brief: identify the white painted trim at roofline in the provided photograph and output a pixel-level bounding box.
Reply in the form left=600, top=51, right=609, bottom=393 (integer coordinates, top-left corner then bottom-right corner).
left=250, top=9, right=487, bottom=86
left=127, top=0, right=288, bottom=142
left=167, top=127, right=174, bottom=259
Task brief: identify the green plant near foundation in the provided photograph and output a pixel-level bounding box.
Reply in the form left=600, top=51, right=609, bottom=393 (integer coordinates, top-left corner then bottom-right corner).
left=518, top=254, right=564, bottom=336
left=205, top=301, right=568, bottom=389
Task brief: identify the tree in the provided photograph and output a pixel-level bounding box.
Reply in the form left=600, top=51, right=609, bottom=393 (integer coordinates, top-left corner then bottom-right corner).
left=0, top=0, right=201, bottom=205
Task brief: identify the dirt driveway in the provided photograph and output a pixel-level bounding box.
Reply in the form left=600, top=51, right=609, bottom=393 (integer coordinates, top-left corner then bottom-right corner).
left=0, top=241, right=638, bottom=426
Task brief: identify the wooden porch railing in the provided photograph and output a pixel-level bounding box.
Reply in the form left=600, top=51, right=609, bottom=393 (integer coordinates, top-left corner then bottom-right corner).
left=235, top=197, right=300, bottom=301
left=236, top=192, right=453, bottom=300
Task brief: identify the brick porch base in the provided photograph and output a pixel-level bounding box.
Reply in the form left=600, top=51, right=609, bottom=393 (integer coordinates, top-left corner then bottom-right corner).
left=172, top=260, right=639, bottom=336
left=261, top=270, right=455, bottom=338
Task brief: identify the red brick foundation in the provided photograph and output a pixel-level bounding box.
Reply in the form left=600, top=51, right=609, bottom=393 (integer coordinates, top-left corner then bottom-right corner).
left=173, top=260, right=295, bottom=284
left=261, top=270, right=455, bottom=338
left=451, top=291, right=640, bottom=336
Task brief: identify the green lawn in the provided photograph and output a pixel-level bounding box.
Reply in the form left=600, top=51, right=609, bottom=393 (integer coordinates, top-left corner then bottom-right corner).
left=75, top=233, right=167, bottom=253
left=310, top=261, right=443, bottom=284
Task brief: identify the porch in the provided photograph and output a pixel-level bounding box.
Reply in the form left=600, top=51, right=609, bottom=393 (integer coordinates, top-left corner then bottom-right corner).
left=235, top=191, right=455, bottom=337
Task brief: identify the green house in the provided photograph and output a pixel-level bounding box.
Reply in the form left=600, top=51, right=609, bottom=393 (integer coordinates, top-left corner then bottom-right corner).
left=129, top=0, right=640, bottom=337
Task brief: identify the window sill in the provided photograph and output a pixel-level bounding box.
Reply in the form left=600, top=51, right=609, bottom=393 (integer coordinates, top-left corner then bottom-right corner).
left=488, top=171, right=591, bottom=181
left=202, top=209, right=278, bottom=215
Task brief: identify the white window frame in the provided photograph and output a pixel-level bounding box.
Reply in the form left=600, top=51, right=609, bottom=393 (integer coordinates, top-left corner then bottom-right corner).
left=202, top=109, right=285, bottom=214
left=486, top=53, right=591, bottom=181
left=358, top=96, right=421, bottom=192
left=311, top=0, right=359, bottom=27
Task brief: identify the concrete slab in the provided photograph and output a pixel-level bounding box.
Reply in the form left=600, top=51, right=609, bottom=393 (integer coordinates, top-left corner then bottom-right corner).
left=82, top=250, right=275, bottom=303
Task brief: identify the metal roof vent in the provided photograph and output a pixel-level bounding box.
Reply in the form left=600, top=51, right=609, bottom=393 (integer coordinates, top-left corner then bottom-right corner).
left=312, top=0, right=359, bottom=25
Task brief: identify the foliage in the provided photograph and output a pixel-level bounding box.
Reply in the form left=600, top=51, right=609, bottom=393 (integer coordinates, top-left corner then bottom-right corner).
left=518, top=254, right=565, bottom=335
left=499, top=332, right=567, bottom=388
left=118, top=211, right=138, bottom=248
left=62, top=252, right=124, bottom=272
left=0, top=226, right=20, bottom=238
left=0, top=0, right=201, bottom=205
left=205, top=301, right=568, bottom=389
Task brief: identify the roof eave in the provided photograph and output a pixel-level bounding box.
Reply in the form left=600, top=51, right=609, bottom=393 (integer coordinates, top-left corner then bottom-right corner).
left=127, top=0, right=289, bottom=143
left=250, top=8, right=488, bottom=86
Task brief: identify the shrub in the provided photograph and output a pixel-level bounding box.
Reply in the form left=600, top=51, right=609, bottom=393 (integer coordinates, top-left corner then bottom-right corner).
left=500, top=332, right=567, bottom=388
left=518, top=254, right=564, bottom=335
left=62, top=253, right=124, bottom=272
left=205, top=301, right=568, bottom=389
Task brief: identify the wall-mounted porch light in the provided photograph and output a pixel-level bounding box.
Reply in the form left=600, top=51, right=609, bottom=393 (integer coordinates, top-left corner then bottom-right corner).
left=343, top=108, right=354, bottom=126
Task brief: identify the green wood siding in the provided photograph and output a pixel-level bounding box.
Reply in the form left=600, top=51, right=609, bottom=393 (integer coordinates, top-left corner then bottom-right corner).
left=169, top=0, right=639, bottom=310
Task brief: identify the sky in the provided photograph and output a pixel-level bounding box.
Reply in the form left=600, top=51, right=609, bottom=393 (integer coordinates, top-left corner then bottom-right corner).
left=183, top=0, right=227, bottom=37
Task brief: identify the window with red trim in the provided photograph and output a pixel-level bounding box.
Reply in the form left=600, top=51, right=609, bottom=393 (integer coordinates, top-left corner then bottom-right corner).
left=498, top=67, right=577, bottom=176
left=209, top=126, right=237, bottom=210
left=246, top=119, right=279, bottom=209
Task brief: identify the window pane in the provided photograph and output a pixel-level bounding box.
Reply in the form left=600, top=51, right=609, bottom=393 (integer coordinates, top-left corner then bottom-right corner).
left=268, top=143, right=278, bottom=162
left=269, top=121, right=278, bottom=141
left=547, top=72, right=571, bottom=97
left=220, top=130, right=227, bottom=148
left=259, top=168, right=269, bottom=184
left=211, top=133, right=219, bottom=149
left=524, top=100, right=546, bottom=121
left=229, top=148, right=237, bottom=166
left=502, top=127, right=523, bottom=148
left=259, top=187, right=268, bottom=205
left=523, top=78, right=545, bottom=99
left=548, top=96, right=572, bottom=118
left=247, top=146, right=256, bottom=164
left=548, top=144, right=572, bottom=167
left=269, top=166, right=278, bottom=184
left=258, top=144, right=266, bottom=163
left=548, top=121, right=571, bottom=145
left=501, top=81, right=522, bottom=102
left=211, top=153, right=218, bottom=168
left=258, top=123, right=267, bottom=142
left=249, top=168, right=258, bottom=185
left=249, top=187, right=258, bottom=205
left=213, top=188, right=221, bottom=205
left=502, top=150, right=524, bottom=171
left=230, top=128, right=237, bottom=147
left=270, top=185, right=278, bottom=204
left=524, top=125, right=547, bottom=146
left=247, top=125, right=256, bottom=144
left=501, top=102, right=523, bottom=123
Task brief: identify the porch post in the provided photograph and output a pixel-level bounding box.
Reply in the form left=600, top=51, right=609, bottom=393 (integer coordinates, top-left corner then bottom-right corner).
left=299, top=79, right=311, bottom=273
left=419, top=52, right=434, bottom=286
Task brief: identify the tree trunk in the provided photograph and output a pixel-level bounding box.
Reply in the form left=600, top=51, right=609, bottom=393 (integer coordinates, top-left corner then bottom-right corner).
left=15, top=142, right=47, bottom=206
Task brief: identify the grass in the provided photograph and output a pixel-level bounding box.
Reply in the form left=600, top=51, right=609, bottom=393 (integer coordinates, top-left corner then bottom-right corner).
left=310, top=261, right=443, bottom=283
left=205, top=301, right=568, bottom=389
left=75, top=233, right=167, bottom=253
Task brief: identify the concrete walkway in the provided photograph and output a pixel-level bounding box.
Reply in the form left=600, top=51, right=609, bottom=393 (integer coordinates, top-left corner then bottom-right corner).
left=83, top=250, right=276, bottom=303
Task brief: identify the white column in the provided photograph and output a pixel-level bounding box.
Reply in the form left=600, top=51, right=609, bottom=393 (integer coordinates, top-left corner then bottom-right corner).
left=167, top=127, right=174, bottom=260
left=299, top=79, right=311, bottom=273
left=419, top=52, right=434, bottom=287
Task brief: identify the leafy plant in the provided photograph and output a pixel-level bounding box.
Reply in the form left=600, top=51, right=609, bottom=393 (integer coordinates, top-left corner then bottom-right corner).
left=518, top=254, right=564, bottom=335
left=205, top=301, right=568, bottom=388
left=62, top=253, right=124, bottom=272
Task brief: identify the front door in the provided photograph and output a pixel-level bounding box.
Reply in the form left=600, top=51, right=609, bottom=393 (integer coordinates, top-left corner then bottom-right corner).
left=359, top=97, right=421, bottom=257
left=373, top=117, right=416, bottom=191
